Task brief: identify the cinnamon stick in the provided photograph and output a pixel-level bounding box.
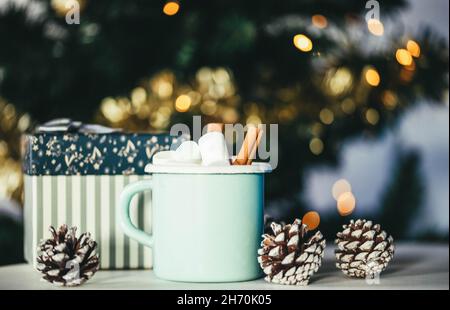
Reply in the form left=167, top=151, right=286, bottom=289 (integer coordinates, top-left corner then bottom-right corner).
left=247, top=126, right=263, bottom=165
left=233, top=124, right=258, bottom=165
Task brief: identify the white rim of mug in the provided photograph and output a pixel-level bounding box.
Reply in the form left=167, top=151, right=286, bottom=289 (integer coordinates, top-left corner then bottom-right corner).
left=145, top=162, right=272, bottom=174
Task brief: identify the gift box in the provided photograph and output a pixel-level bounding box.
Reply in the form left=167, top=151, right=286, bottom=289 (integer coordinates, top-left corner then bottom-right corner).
left=23, top=119, right=185, bottom=269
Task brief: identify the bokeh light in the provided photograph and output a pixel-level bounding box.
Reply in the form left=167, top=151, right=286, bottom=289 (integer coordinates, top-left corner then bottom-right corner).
left=309, top=137, right=324, bottom=155
left=319, top=108, right=334, bottom=125
left=51, top=0, right=86, bottom=16
left=327, top=67, right=353, bottom=95
left=341, top=98, right=356, bottom=114
left=365, top=108, right=380, bottom=125
left=407, top=40, right=421, bottom=58
left=382, top=90, right=398, bottom=110
left=396, top=49, right=413, bottom=66
left=223, top=107, right=239, bottom=123
left=246, top=114, right=262, bottom=125
left=200, top=100, right=217, bottom=115
left=293, top=34, right=313, bottom=52
left=365, top=68, right=381, bottom=86
left=367, top=19, right=384, bottom=36
left=312, top=14, right=328, bottom=29
left=400, top=67, right=415, bottom=82
left=302, top=211, right=321, bottom=230
left=163, top=1, right=180, bottom=16
left=131, top=87, right=147, bottom=108
left=332, top=179, right=352, bottom=200
left=175, top=94, right=191, bottom=112
left=101, top=97, right=126, bottom=123
left=337, top=192, right=356, bottom=216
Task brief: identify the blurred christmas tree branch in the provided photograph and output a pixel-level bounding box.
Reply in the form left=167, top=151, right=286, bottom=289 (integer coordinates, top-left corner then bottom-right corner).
left=0, top=97, right=31, bottom=203
left=378, top=149, right=424, bottom=239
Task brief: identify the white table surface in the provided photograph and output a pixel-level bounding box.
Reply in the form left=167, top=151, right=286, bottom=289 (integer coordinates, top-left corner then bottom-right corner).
left=0, top=243, right=448, bottom=290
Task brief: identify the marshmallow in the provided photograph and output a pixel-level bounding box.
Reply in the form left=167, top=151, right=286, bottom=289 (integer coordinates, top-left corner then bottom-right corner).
left=152, top=151, right=176, bottom=165
left=174, top=141, right=202, bottom=164
left=198, top=131, right=230, bottom=166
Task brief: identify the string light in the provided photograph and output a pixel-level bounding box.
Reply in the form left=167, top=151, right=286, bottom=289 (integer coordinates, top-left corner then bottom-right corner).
left=396, top=49, right=413, bottom=66
left=311, top=15, right=328, bottom=29
left=163, top=1, right=180, bottom=16
left=406, top=40, right=421, bottom=58
left=175, top=94, right=191, bottom=112
left=364, top=68, right=381, bottom=86
left=293, top=34, right=313, bottom=52
left=367, top=19, right=384, bottom=36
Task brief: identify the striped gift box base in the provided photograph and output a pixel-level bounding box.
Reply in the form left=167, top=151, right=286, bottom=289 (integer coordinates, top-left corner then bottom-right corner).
left=24, top=175, right=153, bottom=270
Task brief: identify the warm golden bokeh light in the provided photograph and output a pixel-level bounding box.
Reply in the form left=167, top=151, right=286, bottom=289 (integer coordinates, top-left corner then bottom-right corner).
left=407, top=40, right=421, bottom=58
left=246, top=114, right=262, bottom=125
left=312, top=14, right=328, bottom=29
left=337, top=192, right=356, bottom=216
left=0, top=141, right=7, bottom=157
left=319, top=108, right=334, bottom=125
left=310, top=122, right=323, bottom=137
left=365, top=68, right=381, bottom=86
left=309, top=138, right=324, bottom=155
left=332, top=179, right=352, bottom=200
left=365, top=108, right=380, bottom=125
left=367, top=18, right=384, bottom=36
left=223, top=107, right=239, bottom=123
left=175, top=94, right=191, bottom=112
left=382, top=90, right=398, bottom=110
left=341, top=98, right=356, bottom=114
left=150, top=72, right=174, bottom=99
left=399, top=67, right=415, bottom=82
left=51, top=0, right=86, bottom=16
left=131, top=87, right=147, bottom=108
left=302, top=211, right=321, bottom=230
left=293, top=34, right=313, bottom=52
left=396, top=49, right=413, bottom=66
left=200, top=100, right=217, bottom=115
left=101, top=97, right=126, bottom=123
left=163, top=1, right=180, bottom=16
left=327, top=67, right=353, bottom=95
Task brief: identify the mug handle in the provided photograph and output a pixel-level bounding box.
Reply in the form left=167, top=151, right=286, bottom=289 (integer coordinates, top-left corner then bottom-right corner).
left=119, top=179, right=154, bottom=248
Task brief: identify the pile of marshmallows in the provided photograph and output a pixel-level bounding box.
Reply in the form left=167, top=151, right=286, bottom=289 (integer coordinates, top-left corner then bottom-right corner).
left=153, top=123, right=263, bottom=166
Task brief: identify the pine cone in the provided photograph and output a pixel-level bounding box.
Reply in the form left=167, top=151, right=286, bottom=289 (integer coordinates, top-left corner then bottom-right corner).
left=335, top=219, right=395, bottom=278
left=263, top=214, right=285, bottom=234
left=258, top=219, right=326, bottom=285
left=36, top=225, right=99, bottom=286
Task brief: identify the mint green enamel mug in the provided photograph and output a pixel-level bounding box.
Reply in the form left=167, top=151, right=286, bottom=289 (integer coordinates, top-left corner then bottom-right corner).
left=119, top=163, right=271, bottom=282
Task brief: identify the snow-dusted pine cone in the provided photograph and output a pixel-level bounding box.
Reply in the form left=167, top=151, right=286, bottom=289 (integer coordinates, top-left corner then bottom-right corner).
left=36, top=225, right=99, bottom=286
left=335, top=219, right=395, bottom=278
left=263, top=214, right=285, bottom=234
left=258, top=219, right=326, bottom=285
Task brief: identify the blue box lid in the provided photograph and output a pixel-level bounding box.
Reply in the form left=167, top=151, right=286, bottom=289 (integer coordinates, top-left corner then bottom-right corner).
left=22, top=130, right=186, bottom=176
